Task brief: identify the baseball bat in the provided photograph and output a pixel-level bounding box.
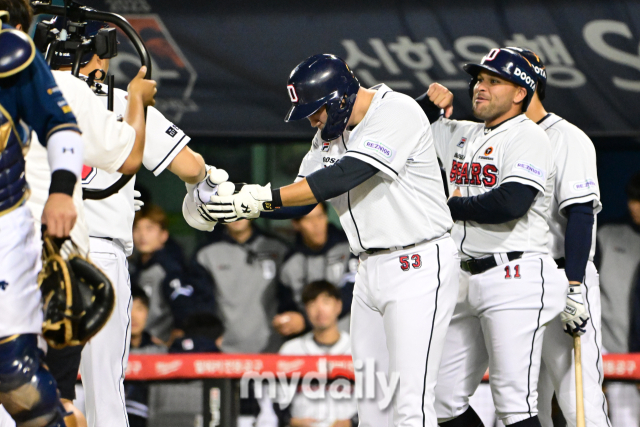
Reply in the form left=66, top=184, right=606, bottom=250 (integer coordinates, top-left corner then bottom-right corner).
left=574, top=334, right=586, bottom=427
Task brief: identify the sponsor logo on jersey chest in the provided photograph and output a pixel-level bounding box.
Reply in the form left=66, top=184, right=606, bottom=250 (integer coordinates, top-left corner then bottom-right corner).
left=322, top=142, right=330, bottom=152
left=363, top=140, right=395, bottom=160
left=457, top=137, right=467, bottom=148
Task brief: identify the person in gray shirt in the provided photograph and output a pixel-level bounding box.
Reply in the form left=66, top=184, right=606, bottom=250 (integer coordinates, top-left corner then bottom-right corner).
left=275, top=203, right=357, bottom=338
left=596, top=171, right=640, bottom=427
left=192, top=219, right=292, bottom=353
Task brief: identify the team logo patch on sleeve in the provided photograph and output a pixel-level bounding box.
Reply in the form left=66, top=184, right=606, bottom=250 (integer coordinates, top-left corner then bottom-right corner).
left=571, top=178, right=597, bottom=192
left=513, top=161, right=545, bottom=179
left=166, top=125, right=178, bottom=137
left=362, top=140, right=395, bottom=161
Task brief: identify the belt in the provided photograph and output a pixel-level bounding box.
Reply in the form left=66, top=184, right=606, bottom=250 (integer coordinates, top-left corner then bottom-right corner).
left=365, top=241, right=423, bottom=255
left=555, top=257, right=566, bottom=269
left=460, top=252, right=523, bottom=275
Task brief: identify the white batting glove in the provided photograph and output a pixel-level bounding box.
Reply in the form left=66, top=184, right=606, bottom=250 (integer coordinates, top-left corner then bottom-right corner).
left=560, top=285, right=590, bottom=336
left=133, top=190, right=144, bottom=212
left=189, top=165, right=230, bottom=206
left=201, top=183, right=274, bottom=223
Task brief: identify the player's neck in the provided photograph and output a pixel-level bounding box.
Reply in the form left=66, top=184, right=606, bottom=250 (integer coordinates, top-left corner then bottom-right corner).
left=524, top=99, right=548, bottom=123
left=348, top=87, right=377, bottom=127
left=313, top=324, right=341, bottom=346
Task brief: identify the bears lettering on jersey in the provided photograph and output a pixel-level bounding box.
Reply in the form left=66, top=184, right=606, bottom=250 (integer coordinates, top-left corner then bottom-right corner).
left=450, top=159, right=498, bottom=188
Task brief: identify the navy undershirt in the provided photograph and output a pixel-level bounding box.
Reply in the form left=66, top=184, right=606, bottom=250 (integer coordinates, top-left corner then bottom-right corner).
left=306, top=156, right=379, bottom=202
left=447, top=182, right=538, bottom=224
left=564, top=202, right=594, bottom=282
left=262, top=157, right=378, bottom=220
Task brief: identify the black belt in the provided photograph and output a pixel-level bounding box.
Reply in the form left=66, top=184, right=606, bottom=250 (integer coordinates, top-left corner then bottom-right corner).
left=365, top=242, right=419, bottom=255
left=555, top=257, right=566, bottom=269
left=460, top=252, right=523, bottom=275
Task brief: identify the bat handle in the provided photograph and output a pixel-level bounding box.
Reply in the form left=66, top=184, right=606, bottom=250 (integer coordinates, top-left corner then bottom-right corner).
left=574, top=334, right=586, bottom=427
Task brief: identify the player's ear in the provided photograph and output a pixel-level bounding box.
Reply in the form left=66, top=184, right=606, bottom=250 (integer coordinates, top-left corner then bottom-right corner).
left=513, top=87, right=527, bottom=106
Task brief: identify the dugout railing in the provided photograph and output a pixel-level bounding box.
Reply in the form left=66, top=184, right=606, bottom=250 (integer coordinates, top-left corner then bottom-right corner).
left=119, top=353, right=640, bottom=427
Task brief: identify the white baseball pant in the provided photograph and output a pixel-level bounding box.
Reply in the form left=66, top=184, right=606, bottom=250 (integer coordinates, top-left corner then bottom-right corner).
left=80, top=237, right=132, bottom=427
left=435, top=254, right=566, bottom=426
left=351, top=235, right=459, bottom=427
left=0, top=206, right=42, bottom=338
left=538, top=262, right=611, bottom=427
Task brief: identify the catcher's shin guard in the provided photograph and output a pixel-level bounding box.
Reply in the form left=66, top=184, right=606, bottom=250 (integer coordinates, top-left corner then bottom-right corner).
left=0, top=334, right=67, bottom=427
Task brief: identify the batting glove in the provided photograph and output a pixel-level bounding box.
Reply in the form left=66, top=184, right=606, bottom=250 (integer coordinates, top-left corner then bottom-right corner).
left=190, top=165, right=229, bottom=206
left=133, top=190, right=144, bottom=212
left=202, top=183, right=274, bottom=222
left=560, top=285, right=590, bottom=336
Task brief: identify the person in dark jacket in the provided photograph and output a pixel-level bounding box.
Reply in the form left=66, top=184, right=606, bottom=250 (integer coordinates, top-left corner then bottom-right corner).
left=125, top=286, right=167, bottom=427
left=275, top=203, right=357, bottom=337
left=130, top=205, right=209, bottom=345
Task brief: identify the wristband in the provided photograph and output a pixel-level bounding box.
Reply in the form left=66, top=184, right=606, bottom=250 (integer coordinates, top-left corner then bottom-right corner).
left=49, top=170, right=77, bottom=196
left=271, top=188, right=283, bottom=208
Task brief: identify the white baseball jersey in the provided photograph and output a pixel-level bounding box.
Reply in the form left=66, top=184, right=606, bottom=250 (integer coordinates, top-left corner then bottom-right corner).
left=296, top=84, right=452, bottom=254
left=82, top=86, right=190, bottom=255
left=279, top=332, right=356, bottom=427
left=538, top=113, right=602, bottom=261
left=25, top=70, right=136, bottom=255
left=431, top=114, right=555, bottom=259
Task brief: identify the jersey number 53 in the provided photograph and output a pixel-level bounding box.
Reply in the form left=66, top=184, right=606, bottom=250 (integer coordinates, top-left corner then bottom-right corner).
left=399, top=254, right=422, bottom=271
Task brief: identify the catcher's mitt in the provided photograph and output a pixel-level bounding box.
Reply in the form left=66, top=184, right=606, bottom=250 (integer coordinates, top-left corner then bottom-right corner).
left=38, top=234, right=115, bottom=349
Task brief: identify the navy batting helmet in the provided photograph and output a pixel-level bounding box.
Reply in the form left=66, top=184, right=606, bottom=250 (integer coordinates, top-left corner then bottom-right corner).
left=506, top=47, right=547, bottom=101
left=285, top=54, right=360, bottom=141
left=463, top=47, right=537, bottom=111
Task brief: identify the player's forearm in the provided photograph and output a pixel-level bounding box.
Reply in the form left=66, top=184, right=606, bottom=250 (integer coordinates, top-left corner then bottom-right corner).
left=277, top=179, right=318, bottom=206
left=167, top=147, right=206, bottom=184
left=119, top=94, right=146, bottom=174
left=447, top=182, right=538, bottom=224
left=564, top=203, right=594, bottom=283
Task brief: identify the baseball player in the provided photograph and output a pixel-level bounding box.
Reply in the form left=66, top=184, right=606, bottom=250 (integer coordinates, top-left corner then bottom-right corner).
left=424, top=48, right=567, bottom=427
left=0, top=12, right=83, bottom=427
left=204, top=53, right=460, bottom=427
left=510, top=47, right=610, bottom=427
left=2, top=3, right=156, bottom=426
left=50, top=30, right=227, bottom=427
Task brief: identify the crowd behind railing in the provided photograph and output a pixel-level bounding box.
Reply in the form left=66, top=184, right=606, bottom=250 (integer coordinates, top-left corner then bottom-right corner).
left=113, top=172, right=640, bottom=427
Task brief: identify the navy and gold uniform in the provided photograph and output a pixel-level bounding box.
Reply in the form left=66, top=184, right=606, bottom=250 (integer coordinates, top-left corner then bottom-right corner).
left=0, top=20, right=82, bottom=427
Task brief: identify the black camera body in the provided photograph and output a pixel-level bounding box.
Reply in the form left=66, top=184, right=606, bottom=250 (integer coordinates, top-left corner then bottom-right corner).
left=32, top=1, right=118, bottom=73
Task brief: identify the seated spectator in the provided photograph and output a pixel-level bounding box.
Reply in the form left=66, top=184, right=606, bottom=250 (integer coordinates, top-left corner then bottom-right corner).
left=125, top=286, right=167, bottom=427
left=169, top=313, right=224, bottom=353
left=131, top=205, right=206, bottom=345
left=191, top=219, right=292, bottom=353
left=276, top=281, right=357, bottom=427
left=276, top=203, right=357, bottom=338
left=597, top=171, right=640, bottom=427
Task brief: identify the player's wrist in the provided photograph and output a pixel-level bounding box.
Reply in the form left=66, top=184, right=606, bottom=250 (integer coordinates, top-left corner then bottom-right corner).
left=49, top=170, right=77, bottom=197
left=271, top=188, right=283, bottom=208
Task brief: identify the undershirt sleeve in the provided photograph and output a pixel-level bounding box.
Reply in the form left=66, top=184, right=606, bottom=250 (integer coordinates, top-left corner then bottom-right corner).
left=447, top=182, right=538, bottom=224
left=306, top=156, right=379, bottom=202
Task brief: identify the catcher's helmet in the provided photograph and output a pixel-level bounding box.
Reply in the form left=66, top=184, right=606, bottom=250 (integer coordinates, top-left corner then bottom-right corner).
left=285, top=54, right=360, bottom=141
left=506, top=47, right=547, bottom=101
left=463, top=47, right=537, bottom=111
